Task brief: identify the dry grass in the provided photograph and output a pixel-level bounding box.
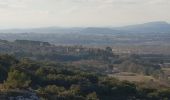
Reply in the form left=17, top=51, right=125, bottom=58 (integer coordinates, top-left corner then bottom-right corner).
left=110, top=72, right=156, bottom=82
left=109, top=72, right=170, bottom=87
left=162, top=68, right=170, bottom=74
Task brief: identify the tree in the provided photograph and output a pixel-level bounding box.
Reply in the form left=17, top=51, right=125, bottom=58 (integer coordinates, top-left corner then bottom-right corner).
left=38, top=85, right=65, bottom=95
left=0, top=65, right=7, bottom=83
left=0, top=54, right=18, bottom=83
left=4, top=69, right=31, bottom=89
left=105, top=47, right=112, bottom=53
left=86, top=92, right=99, bottom=100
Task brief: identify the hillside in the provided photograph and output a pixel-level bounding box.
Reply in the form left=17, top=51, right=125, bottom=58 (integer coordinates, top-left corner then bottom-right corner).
left=0, top=54, right=170, bottom=100
left=0, top=39, right=170, bottom=99
left=118, top=21, right=170, bottom=33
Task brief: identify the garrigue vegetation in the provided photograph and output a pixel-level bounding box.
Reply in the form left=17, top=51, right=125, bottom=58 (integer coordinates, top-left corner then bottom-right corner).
left=0, top=54, right=170, bottom=100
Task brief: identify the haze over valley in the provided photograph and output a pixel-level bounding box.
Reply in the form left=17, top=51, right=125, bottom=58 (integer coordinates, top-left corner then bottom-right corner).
left=1, top=21, right=170, bottom=54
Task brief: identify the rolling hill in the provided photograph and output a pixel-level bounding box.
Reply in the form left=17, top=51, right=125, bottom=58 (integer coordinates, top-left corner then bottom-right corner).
left=0, top=21, right=170, bottom=34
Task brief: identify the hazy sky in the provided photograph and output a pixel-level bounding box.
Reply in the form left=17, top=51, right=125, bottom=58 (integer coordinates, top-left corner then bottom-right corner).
left=0, top=0, right=170, bottom=28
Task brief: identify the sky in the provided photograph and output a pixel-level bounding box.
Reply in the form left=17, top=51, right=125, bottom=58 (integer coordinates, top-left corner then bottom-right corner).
left=0, top=0, right=170, bottom=28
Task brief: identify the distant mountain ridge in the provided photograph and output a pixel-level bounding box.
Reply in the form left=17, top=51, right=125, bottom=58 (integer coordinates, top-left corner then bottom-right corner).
left=117, top=21, right=170, bottom=33
left=0, top=21, right=170, bottom=34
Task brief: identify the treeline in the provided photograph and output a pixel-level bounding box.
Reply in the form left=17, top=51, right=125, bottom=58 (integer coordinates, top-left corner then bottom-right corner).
left=0, top=39, right=116, bottom=62
left=0, top=54, right=170, bottom=100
